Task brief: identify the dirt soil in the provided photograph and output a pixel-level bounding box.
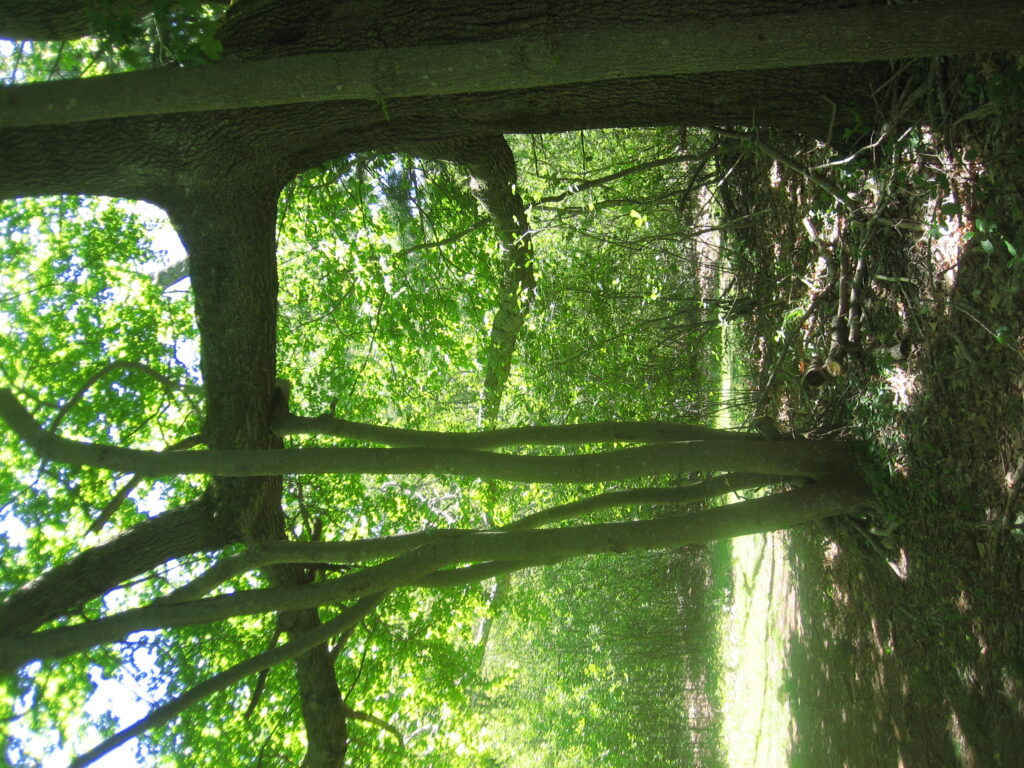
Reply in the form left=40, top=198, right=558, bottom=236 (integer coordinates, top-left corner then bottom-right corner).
left=723, top=56, right=1024, bottom=768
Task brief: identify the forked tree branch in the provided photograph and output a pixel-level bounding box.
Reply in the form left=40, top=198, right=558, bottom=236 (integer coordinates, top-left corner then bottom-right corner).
left=46, top=359, right=177, bottom=433
left=0, top=480, right=871, bottom=672
left=165, top=472, right=781, bottom=603
left=0, top=388, right=846, bottom=481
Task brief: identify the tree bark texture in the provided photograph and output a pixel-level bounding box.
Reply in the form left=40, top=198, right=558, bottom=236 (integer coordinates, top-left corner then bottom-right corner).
left=0, top=393, right=852, bottom=480
left=9, top=1, right=1022, bottom=128
left=166, top=179, right=347, bottom=768
left=272, top=411, right=761, bottom=448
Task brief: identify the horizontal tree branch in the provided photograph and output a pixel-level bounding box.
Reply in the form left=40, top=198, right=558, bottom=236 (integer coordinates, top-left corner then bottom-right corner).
left=0, top=388, right=846, bottom=481
left=502, top=472, right=781, bottom=531
left=415, top=558, right=559, bottom=589
left=0, top=495, right=235, bottom=637
left=0, top=539, right=447, bottom=672
left=2, top=1, right=1021, bottom=128
left=272, top=410, right=756, bottom=447
left=165, top=472, right=779, bottom=602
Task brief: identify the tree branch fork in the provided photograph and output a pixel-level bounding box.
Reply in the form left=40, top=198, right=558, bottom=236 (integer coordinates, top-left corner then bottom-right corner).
left=0, top=384, right=873, bottom=672
left=0, top=387, right=873, bottom=766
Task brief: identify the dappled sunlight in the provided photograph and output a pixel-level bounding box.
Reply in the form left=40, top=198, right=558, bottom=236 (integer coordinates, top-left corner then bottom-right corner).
left=721, top=55, right=1024, bottom=766
left=720, top=532, right=796, bottom=768
left=947, top=711, right=975, bottom=767
left=884, top=368, right=917, bottom=410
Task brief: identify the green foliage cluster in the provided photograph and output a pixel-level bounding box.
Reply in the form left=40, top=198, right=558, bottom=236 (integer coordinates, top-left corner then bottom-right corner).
left=509, top=129, right=718, bottom=426
left=1, top=0, right=225, bottom=82
left=481, top=545, right=730, bottom=768
left=0, top=195, right=204, bottom=764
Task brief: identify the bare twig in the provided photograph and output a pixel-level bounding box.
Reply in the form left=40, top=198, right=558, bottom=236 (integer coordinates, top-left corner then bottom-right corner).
left=68, top=594, right=385, bottom=768
left=89, top=434, right=202, bottom=533
left=47, top=359, right=178, bottom=433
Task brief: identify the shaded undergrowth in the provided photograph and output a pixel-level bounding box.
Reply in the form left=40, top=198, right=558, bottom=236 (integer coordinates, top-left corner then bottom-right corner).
left=721, top=55, right=1024, bottom=768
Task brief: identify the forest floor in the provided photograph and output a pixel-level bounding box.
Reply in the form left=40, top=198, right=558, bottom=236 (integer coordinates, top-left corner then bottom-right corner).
left=721, top=55, right=1024, bottom=768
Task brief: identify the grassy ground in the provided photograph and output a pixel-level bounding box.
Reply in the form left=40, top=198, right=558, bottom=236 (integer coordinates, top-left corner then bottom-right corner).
left=720, top=55, right=1024, bottom=768
left=717, top=330, right=800, bottom=768
left=720, top=532, right=796, bottom=768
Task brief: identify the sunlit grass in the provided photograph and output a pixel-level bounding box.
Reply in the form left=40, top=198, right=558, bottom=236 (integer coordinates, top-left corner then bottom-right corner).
left=719, top=531, right=795, bottom=768
left=716, top=327, right=796, bottom=768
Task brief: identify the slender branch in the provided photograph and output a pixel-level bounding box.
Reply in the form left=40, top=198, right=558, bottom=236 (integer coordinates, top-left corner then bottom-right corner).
left=0, top=480, right=872, bottom=671
left=272, top=410, right=754, bottom=447
left=502, top=472, right=781, bottom=531
left=89, top=476, right=143, bottom=534
left=160, top=531, right=440, bottom=604
left=714, top=129, right=925, bottom=231
left=394, top=217, right=488, bottom=257
left=713, top=128, right=858, bottom=209
left=89, top=434, right=202, bottom=534
left=242, top=628, right=280, bottom=721
left=534, top=151, right=711, bottom=206
left=46, top=360, right=177, bottom=432
left=530, top=183, right=714, bottom=214
left=68, top=594, right=385, bottom=768
left=0, top=541, right=452, bottom=671
left=342, top=701, right=404, bottom=746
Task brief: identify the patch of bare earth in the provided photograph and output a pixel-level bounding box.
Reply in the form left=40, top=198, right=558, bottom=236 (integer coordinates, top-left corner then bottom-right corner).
left=722, top=57, right=1024, bottom=768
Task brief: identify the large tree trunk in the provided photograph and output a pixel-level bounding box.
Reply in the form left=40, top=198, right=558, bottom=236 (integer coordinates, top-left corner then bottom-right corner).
left=165, top=178, right=348, bottom=768
left=9, top=1, right=1021, bottom=128
left=0, top=62, right=886, bottom=202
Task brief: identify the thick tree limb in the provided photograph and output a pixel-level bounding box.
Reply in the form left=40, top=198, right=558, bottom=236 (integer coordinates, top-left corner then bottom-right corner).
left=0, top=494, right=235, bottom=637
left=0, top=480, right=873, bottom=671
left=165, top=472, right=781, bottom=602
left=0, top=538, right=449, bottom=670
left=0, top=389, right=847, bottom=480
left=2, top=1, right=1021, bottom=128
